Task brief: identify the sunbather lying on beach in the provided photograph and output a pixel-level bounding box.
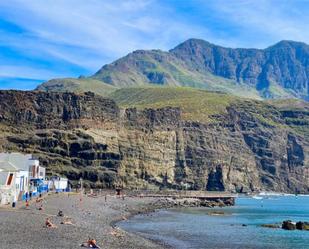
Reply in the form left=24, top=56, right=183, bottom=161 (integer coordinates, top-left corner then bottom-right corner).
left=60, top=217, right=73, bottom=225
left=80, top=238, right=100, bottom=248
left=45, top=218, right=57, bottom=228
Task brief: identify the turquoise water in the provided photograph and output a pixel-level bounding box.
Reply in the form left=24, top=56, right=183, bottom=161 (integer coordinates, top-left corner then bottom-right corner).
left=119, top=196, right=309, bottom=249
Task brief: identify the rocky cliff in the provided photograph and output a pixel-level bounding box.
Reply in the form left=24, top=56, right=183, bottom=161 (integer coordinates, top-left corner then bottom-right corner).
left=170, top=39, right=309, bottom=100
left=0, top=90, right=308, bottom=193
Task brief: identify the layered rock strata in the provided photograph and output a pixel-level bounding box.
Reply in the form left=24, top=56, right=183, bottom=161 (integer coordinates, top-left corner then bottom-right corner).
left=0, top=91, right=308, bottom=193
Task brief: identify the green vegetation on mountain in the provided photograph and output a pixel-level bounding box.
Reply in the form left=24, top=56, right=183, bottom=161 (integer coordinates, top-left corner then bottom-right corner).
left=170, top=39, right=309, bottom=100
left=37, top=39, right=309, bottom=101
left=110, top=86, right=309, bottom=138
left=37, top=78, right=117, bottom=97
left=110, top=87, right=236, bottom=122
left=91, top=49, right=261, bottom=99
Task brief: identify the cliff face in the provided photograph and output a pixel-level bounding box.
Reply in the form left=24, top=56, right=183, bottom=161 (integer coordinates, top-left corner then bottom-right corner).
left=0, top=91, right=118, bottom=129
left=170, top=39, right=309, bottom=100
left=0, top=90, right=308, bottom=193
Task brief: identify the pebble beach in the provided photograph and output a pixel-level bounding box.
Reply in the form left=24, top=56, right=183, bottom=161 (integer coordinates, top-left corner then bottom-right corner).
left=0, top=192, right=166, bottom=249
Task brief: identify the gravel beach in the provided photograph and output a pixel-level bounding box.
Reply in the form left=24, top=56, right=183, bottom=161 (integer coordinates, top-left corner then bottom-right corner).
left=0, top=192, right=166, bottom=249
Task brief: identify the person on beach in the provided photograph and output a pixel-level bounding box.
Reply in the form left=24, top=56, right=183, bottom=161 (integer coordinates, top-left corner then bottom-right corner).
left=38, top=204, right=44, bottom=210
left=36, top=196, right=44, bottom=203
left=80, top=238, right=100, bottom=248
left=25, top=199, right=30, bottom=209
left=35, top=196, right=46, bottom=210
left=60, top=217, right=73, bottom=225
left=36, top=197, right=43, bottom=208
left=45, top=218, right=57, bottom=228
left=29, top=184, right=33, bottom=200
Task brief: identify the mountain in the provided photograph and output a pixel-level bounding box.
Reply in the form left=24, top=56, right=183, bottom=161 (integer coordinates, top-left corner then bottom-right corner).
left=170, top=39, right=309, bottom=100
left=36, top=77, right=117, bottom=97
left=0, top=89, right=308, bottom=193
left=37, top=39, right=309, bottom=100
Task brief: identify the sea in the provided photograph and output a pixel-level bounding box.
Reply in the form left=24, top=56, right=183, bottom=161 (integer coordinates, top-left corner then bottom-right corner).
left=119, top=195, right=309, bottom=249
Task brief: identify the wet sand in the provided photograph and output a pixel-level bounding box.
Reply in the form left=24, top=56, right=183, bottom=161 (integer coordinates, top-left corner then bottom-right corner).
left=0, top=192, right=166, bottom=249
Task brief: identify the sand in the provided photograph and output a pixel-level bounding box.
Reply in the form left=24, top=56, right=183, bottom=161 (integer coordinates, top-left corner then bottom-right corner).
left=0, top=192, right=166, bottom=249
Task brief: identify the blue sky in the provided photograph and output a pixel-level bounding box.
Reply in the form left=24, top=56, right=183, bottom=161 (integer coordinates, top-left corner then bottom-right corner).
left=1, top=0, right=309, bottom=90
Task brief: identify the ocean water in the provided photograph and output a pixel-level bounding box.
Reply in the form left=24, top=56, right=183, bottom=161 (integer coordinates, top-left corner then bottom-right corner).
left=119, top=196, right=309, bottom=249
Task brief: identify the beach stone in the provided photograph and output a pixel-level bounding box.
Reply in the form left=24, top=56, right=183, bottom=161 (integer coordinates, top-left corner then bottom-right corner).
left=296, top=221, right=309, bottom=230
left=282, top=220, right=296, bottom=230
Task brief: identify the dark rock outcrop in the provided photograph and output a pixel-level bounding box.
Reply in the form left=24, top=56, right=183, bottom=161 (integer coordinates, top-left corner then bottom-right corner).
left=0, top=91, right=118, bottom=129
left=296, top=221, right=309, bottom=230
left=282, top=220, right=296, bottom=230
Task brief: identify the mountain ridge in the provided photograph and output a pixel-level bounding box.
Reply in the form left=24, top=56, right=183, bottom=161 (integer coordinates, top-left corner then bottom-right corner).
left=37, top=39, right=309, bottom=101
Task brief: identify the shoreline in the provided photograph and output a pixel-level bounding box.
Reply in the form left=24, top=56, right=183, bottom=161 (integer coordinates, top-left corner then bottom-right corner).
left=112, top=194, right=235, bottom=249
left=2, top=191, right=306, bottom=248
left=118, top=195, right=309, bottom=249
left=115, top=193, right=309, bottom=248
left=0, top=191, right=234, bottom=249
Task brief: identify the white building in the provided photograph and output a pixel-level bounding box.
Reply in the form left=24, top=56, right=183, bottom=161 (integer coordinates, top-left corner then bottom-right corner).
left=29, top=160, right=46, bottom=180
left=48, top=176, right=68, bottom=192
left=0, top=153, right=44, bottom=205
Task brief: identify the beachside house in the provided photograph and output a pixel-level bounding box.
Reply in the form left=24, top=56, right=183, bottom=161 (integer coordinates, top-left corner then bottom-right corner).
left=29, top=161, right=48, bottom=194
left=0, top=161, right=22, bottom=205
left=48, top=176, right=69, bottom=192
left=29, top=161, right=46, bottom=180
left=0, top=153, right=46, bottom=205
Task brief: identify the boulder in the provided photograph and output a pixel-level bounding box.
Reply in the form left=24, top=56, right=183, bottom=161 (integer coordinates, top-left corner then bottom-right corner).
left=282, top=220, right=296, bottom=230
left=296, top=221, right=309, bottom=230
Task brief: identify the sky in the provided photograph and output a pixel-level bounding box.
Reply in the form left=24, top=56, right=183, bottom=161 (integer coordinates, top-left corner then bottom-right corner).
left=1, top=0, right=309, bottom=90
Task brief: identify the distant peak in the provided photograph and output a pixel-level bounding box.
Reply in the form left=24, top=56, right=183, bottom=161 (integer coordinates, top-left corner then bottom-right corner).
left=267, top=40, right=308, bottom=49
left=131, top=49, right=165, bottom=55
left=170, top=38, right=214, bottom=51
left=183, top=38, right=212, bottom=44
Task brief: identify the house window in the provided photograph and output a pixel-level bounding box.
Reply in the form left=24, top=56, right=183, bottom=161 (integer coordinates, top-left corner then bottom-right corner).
left=32, top=166, right=36, bottom=178
left=7, top=173, right=13, bottom=185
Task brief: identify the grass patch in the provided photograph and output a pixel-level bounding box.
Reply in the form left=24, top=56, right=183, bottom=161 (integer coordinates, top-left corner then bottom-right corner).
left=37, top=78, right=118, bottom=97
left=109, top=86, right=237, bottom=122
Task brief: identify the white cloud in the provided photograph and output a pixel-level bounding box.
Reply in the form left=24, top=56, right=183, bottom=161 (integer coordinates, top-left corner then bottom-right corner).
left=0, top=0, right=211, bottom=77
left=1, top=0, right=309, bottom=87
left=0, top=65, right=67, bottom=79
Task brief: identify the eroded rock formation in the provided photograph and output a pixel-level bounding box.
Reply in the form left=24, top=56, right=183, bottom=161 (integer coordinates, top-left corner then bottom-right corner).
left=0, top=90, right=308, bottom=193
